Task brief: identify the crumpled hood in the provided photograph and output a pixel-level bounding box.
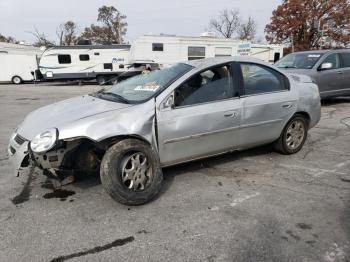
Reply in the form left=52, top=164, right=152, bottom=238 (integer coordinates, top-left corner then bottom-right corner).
left=17, top=95, right=132, bottom=140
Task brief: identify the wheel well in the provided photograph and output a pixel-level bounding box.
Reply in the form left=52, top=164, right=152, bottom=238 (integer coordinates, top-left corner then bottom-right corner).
left=294, top=111, right=311, bottom=126
left=59, top=136, right=151, bottom=171
left=97, top=135, right=152, bottom=150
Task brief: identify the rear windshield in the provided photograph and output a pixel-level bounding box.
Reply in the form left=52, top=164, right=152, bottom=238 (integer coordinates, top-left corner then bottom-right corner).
left=275, top=53, right=324, bottom=69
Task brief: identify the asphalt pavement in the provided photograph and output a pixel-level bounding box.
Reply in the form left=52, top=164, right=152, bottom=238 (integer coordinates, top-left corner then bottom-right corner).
left=0, top=83, right=349, bottom=262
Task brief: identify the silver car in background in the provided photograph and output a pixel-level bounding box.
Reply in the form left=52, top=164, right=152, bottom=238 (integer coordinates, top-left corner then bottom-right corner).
left=275, top=49, right=350, bottom=98
left=8, top=57, right=321, bottom=205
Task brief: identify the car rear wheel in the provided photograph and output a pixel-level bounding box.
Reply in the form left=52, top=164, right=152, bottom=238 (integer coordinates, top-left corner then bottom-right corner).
left=274, top=116, right=308, bottom=155
left=100, top=139, right=163, bottom=205
left=12, top=76, right=22, bottom=84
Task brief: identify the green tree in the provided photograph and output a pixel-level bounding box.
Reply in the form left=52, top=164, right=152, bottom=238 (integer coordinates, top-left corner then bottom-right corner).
left=81, top=6, right=127, bottom=44
left=57, top=21, right=78, bottom=46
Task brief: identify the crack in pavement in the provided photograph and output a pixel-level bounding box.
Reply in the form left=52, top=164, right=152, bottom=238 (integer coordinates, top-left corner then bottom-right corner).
left=49, top=236, right=135, bottom=262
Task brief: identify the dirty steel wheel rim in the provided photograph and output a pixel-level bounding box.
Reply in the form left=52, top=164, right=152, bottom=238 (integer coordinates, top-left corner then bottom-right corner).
left=286, top=120, right=305, bottom=150
left=121, top=152, right=153, bottom=191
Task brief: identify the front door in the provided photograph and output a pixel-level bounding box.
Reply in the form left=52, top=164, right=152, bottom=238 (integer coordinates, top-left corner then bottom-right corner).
left=156, top=63, right=242, bottom=166
left=316, top=53, right=343, bottom=96
left=339, top=52, right=350, bottom=95
left=238, top=62, right=297, bottom=148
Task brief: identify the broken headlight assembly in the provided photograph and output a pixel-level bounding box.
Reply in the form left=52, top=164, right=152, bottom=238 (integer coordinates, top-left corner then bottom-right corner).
left=30, top=128, right=58, bottom=153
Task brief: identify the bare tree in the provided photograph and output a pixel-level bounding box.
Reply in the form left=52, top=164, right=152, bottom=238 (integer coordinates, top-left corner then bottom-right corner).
left=29, top=27, right=55, bottom=47
left=57, top=21, right=78, bottom=45
left=56, top=26, right=64, bottom=46
left=239, top=17, right=257, bottom=41
left=209, top=9, right=241, bottom=38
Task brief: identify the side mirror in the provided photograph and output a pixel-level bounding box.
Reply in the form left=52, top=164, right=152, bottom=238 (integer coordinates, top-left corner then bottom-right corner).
left=319, top=62, right=333, bottom=71
left=163, top=95, right=174, bottom=110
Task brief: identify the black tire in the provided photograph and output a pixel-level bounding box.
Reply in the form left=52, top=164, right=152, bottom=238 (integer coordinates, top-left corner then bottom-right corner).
left=100, top=139, right=163, bottom=206
left=12, top=76, right=22, bottom=85
left=274, top=115, right=308, bottom=155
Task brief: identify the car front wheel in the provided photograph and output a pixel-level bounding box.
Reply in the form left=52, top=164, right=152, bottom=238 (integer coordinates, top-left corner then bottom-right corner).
left=100, top=139, right=163, bottom=205
left=274, top=116, right=308, bottom=155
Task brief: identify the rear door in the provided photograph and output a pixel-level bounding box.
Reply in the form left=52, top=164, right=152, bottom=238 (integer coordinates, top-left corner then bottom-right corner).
left=238, top=62, right=297, bottom=148
left=156, top=62, right=242, bottom=166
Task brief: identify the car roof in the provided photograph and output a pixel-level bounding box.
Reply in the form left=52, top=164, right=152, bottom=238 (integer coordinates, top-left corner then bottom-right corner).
left=289, top=49, right=350, bottom=55
left=182, top=56, right=271, bottom=69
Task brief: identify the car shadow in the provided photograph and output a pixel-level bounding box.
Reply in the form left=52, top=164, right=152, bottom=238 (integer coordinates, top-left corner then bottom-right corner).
left=158, top=145, right=274, bottom=198
left=321, top=97, right=350, bottom=106
left=67, top=145, right=274, bottom=202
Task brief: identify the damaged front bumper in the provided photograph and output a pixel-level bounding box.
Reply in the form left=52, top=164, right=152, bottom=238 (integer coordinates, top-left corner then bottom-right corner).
left=9, top=132, right=102, bottom=184
left=8, top=133, right=31, bottom=176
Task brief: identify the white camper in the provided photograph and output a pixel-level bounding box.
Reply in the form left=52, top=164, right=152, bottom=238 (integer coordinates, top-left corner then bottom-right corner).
left=0, top=42, right=41, bottom=84
left=251, top=44, right=284, bottom=63
left=39, top=45, right=150, bottom=84
left=131, top=34, right=241, bottom=67
left=131, top=34, right=283, bottom=66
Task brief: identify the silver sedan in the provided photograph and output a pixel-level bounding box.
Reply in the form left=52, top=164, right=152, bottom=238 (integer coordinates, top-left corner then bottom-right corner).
left=8, top=57, right=321, bottom=205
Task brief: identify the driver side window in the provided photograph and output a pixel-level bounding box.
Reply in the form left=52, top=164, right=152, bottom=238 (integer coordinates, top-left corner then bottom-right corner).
left=174, top=64, right=234, bottom=107
left=322, top=53, right=341, bottom=69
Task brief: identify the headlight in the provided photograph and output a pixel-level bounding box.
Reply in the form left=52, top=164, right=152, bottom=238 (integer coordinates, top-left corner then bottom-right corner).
left=30, top=128, right=58, bottom=153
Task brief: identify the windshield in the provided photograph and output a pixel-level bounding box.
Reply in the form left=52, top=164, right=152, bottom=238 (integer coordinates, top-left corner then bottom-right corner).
left=94, top=63, right=193, bottom=103
left=275, top=53, right=324, bottom=69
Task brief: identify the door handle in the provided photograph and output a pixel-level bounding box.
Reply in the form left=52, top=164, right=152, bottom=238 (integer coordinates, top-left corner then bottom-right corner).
left=282, top=103, right=293, bottom=109
left=224, top=112, right=237, bottom=118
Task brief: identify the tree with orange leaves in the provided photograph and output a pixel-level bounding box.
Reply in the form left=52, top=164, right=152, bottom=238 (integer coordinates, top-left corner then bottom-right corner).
left=265, top=0, right=350, bottom=51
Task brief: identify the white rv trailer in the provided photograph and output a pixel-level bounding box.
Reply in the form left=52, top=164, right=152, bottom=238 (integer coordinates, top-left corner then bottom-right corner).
left=0, top=42, right=42, bottom=84
left=131, top=34, right=283, bottom=66
left=39, top=45, right=154, bottom=84
left=251, top=43, right=284, bottom=63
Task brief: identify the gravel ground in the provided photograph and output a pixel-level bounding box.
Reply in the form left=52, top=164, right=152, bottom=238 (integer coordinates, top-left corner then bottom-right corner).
left=0, top=83, right=349, bottom=262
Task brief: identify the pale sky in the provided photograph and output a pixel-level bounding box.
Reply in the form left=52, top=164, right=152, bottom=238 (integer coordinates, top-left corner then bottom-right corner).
left=0, top=0, right=281, bottom=44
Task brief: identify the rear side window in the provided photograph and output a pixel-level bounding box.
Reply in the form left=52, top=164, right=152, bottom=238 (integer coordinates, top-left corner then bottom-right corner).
left=79, top=54, right=90, bottom=61
left=240, top=63, right=288, bottom=96
left=58, top=54, right=71, bottom=64
left=341, top=53, right=350, bottom=68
